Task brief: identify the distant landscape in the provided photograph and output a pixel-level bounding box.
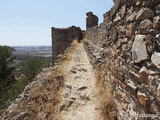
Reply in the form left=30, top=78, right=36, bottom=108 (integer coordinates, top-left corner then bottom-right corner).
left=12, top=46, right=52, bottom=74
left=12, top=46, right=52, bottom=59
left=0, top=46, right=53, bottom=115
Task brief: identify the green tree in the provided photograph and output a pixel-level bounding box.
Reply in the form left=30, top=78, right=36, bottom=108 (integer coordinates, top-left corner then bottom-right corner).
left=21, top=55, right=44, bottom=81
left=8, top=76, right=28, bottom=101
left=0, top=46, right=16, bottom=101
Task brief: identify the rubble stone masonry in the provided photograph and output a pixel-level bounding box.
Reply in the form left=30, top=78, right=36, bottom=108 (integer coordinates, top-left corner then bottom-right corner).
left=86, top=12, right=99, bottom=29
left=84, top=0, right=160, bottom=119
left=52, top=26, right=82, bottom=64
left=1, top=0, right=160, bottom=120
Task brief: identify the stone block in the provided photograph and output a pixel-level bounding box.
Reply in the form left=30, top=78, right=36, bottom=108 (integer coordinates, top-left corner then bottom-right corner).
left=126, top=12, right=136, bottom=23
left=137, top=91, right=148, bottom=106
left=155, top=4, right=160, bottom=15
left=110, top=0, right=122, bottom=18
left=117, top=26, right=126, bottom=38
left=111, top=27, right=118, bottom=41
left=120, top=4, right=126, bottom=18
left=127, top=79, right=137, bottom=90
left=132, top=35, right=149, bottom=63
left=136, top=8, right=154, bottom=21
left=150, top=0, right=160, bottom=7
left=122, top=93, right=130, bottom=103
left=134, top=0, right=143, bottom=6
left=121, top=103, right=127, bottom=110
left=153, top=16, right=160, bottom=30
left=130, top=72, right=140, bottom=82
left=151, top=52, right=160, bottom=69
left=126, top=23, right=135, bottom=37
left=139, top=66, right=148, bottom=84
left=138, top=19, right=153, bottom=35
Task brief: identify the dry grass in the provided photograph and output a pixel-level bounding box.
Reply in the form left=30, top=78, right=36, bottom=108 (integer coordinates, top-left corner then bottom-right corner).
left=1, top=65, right=65, bottom=120
left=54, top=39, right=79, bottom=66
left=95, top=71, right=117, bottom=120
left=62, top=40, right=79, bottom=65
left=2, top=39, right=114, bottom=120
left=0, top=40, right=79, bottom=119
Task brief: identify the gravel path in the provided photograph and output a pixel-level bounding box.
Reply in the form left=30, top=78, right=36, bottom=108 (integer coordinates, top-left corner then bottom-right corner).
left=59, top=43, right=103, bottom=120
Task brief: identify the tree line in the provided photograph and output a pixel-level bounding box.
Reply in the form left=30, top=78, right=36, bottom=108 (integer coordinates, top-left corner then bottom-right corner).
left=0, top=45, right=50, bottom=115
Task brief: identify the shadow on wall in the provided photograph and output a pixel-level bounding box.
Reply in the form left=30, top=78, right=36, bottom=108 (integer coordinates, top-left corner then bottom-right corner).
left=51, top=26, right=82, bottom=65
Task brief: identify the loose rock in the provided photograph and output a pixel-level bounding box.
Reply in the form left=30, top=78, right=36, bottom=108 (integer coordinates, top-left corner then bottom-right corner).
left=132, top=35, right=149, bottom=63
left=151, top=52, right=160, bottom=69
left=136, top=8, right=154, bottom=21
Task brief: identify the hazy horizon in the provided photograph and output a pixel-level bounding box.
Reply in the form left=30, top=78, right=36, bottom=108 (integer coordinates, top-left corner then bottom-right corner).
left=0, top=0, right=114, bottom=46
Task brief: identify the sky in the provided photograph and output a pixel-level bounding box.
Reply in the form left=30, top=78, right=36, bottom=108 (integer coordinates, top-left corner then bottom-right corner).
left=0, top=0, right=113, bottom=46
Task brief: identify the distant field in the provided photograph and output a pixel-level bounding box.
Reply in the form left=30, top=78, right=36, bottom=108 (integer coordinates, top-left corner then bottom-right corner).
left=0, top=46, right=53, bottom=116
left=11, top=46, right=52, bottom=74
left=12, top=46, right=52, bottom=58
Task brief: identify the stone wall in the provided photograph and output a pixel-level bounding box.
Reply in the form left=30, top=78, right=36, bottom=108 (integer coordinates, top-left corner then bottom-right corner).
left=86, top=12, right=99, bottom=29
left=2, top=0, right=160, bottom=119
left=52, top=26, right=82, bottom=64
left=84, top=0, right=160, bottom=119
